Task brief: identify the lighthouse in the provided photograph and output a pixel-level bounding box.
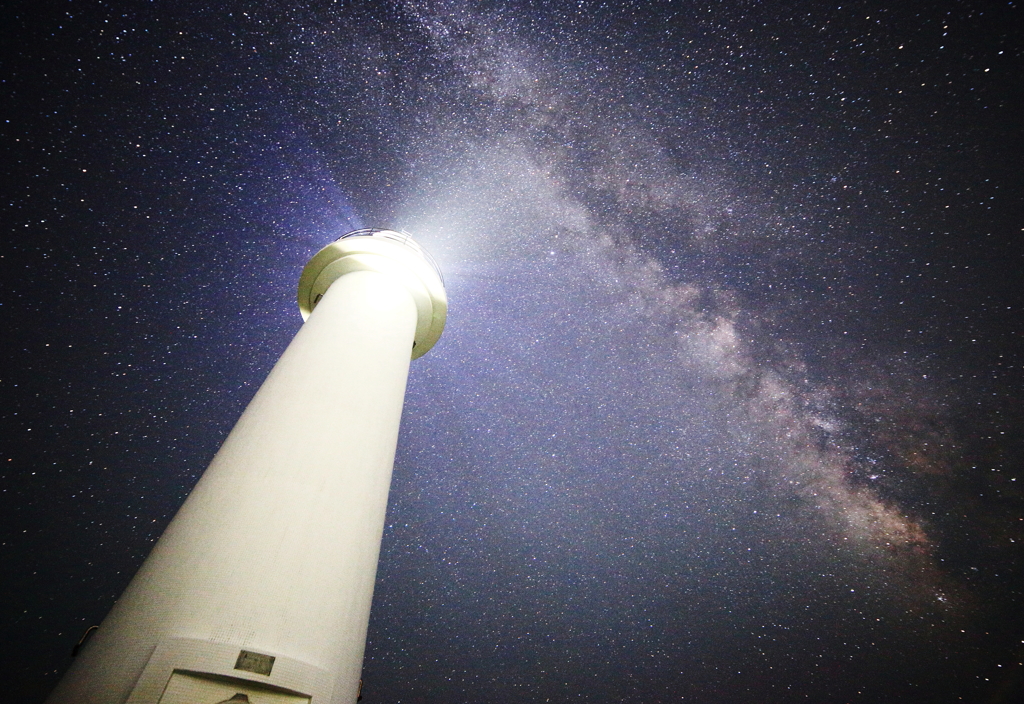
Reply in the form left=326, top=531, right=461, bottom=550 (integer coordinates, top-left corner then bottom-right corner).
left=47, top=229, right=447, bottom=704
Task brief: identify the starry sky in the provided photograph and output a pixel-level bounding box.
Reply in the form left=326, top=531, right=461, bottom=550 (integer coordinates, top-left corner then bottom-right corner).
left=2, top=1, right=1023, bottom=702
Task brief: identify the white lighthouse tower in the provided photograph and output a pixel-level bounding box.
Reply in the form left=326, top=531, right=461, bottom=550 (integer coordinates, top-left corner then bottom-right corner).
left=47, top=229, right=447, bottom=704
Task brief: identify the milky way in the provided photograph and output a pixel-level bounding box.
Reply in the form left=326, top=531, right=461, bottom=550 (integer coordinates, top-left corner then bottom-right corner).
left=3, top=1, right=1021, bottom=702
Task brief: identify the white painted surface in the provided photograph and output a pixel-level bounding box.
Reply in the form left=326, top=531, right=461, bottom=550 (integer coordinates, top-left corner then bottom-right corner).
left=159, top=671, right=310, bottom=704
left=47, top=263, right=430, bottom=704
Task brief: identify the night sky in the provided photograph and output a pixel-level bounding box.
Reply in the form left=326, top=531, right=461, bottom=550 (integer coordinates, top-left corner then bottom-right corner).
left=3, top=1, right=1023, bottom=702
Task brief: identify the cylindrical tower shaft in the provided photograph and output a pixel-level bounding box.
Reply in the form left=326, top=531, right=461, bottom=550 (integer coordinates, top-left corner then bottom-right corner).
left=47, top=231, right=446, bottom=704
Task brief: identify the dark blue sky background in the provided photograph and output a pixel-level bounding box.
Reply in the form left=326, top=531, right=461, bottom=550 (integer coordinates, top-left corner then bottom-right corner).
left=2, top=1, right=1022, bottom=701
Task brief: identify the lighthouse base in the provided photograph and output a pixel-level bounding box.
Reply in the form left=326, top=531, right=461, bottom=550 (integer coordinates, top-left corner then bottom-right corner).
left=125, top=638, right=331, bottom=704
